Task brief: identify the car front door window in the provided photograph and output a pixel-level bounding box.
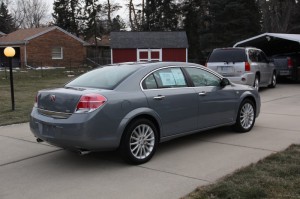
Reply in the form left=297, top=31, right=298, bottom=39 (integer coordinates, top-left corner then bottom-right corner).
left=184, top=67, right=237, bottom=128
left=185, top=67, right=221, bottom=87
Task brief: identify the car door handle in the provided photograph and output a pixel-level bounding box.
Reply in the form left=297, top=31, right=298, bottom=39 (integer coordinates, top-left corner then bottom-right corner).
left=153, top=95, right=165, bottom=100
left=198, top=91, right=206, bottom=96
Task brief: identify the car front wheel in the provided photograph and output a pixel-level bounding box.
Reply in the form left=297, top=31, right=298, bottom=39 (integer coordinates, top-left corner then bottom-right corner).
left=120, top=119, right=158, bottom=164
left=233, top=99, right=256, bottom=133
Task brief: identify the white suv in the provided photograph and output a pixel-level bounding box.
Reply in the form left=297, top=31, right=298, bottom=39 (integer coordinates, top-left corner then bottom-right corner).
left=206, top=47, right=276, bottom=90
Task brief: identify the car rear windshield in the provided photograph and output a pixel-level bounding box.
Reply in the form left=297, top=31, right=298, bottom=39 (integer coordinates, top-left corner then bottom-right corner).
left=208, top=49, right=247, bottom=62
left=65, top=65, right=141, bottom=89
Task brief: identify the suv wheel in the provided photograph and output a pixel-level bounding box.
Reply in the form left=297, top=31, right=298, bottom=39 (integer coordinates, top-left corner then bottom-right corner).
left=268, top=72, right=276, bottom=88
left=253, top=76, right=259, bottom=91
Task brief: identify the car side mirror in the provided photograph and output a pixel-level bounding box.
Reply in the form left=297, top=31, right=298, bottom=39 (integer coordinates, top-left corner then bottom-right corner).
left=220, top=78, right=230, bottom=88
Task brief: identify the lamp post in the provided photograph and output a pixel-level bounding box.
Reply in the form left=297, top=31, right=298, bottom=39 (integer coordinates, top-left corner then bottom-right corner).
left=4, top=47, right=16, bottom=111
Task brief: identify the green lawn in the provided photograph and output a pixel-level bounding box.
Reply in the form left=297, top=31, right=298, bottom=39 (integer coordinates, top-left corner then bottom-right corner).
left=0, top=68, right=88, bottom=126
left=184, top=144, right=300, bottom=199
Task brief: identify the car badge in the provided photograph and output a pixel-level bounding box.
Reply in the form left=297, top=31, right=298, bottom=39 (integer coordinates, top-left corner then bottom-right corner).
left=50, top=95, right=56, bottom=102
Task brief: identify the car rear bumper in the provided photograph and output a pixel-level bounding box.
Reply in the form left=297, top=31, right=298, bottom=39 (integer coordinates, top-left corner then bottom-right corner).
left=226, top=73, right=255, bottom=87
left=30, top=108, right=120, bottom=151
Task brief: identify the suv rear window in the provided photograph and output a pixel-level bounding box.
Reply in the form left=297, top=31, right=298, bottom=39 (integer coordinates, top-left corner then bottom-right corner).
left=208, top=49, right=247, bottom=62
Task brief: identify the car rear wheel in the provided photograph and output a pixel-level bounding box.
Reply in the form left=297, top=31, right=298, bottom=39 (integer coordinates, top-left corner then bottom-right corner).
left=268, top=72, right=276, bottom=88
left=120, top=119, right=158, bottom=164
left=233, top=99, right=256, bottom=133
left=253, top=75, right=259, bottom=91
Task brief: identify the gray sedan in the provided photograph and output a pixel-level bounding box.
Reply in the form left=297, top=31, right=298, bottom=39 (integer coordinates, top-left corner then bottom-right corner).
left=30, top=62, right=261, bottom=164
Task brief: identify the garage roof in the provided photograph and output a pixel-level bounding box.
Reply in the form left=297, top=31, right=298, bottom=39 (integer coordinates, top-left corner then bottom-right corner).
left=233, top=33, right=300, bottom=56
left=110, top=31, right=188, bottom=49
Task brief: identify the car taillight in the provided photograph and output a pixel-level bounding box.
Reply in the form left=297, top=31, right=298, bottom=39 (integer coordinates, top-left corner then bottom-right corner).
left=287, top=57, right=293, bottom=69
left=245, top=62, right=251, bottom=71
left=75, top=94, right=107, bottom=113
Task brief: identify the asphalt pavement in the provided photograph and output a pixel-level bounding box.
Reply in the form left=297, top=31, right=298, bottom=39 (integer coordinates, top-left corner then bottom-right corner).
left=0, top=83, right=300, bottom=199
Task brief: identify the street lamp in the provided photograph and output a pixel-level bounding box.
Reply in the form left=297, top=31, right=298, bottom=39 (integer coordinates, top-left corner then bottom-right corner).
left=4, top=47, right=16, bottom=111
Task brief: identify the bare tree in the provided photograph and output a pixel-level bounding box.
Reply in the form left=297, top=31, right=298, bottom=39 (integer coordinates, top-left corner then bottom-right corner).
left=13, top=0, right=48, bottom=28
left=103, top=0, right=121, bottom=28
left=127, top=0, right=142, bottom=31
left=259, top=0, right=298, bottom=33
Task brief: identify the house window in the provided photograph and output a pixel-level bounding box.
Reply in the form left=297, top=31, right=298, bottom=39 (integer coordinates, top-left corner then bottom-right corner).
left=52, top=47, right=63, bottom=59
left=137, top=49, right=162, bottom=62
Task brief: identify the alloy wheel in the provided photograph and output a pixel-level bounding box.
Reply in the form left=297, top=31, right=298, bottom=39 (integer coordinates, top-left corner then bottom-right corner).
left=240, top=103, right=255, bottom=130
left=129, top=124, right=155, bottom=160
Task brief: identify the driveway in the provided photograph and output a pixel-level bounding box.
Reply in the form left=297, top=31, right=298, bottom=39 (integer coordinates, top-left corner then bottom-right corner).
left=0, top=84, right=300, bottom=199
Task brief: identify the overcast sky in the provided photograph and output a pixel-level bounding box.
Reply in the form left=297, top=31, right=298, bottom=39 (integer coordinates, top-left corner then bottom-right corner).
left=44, top=0, right=131, bottom=24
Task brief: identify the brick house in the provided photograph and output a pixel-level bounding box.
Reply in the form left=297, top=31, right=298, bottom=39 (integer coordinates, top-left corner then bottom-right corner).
left=0, top=26, right=89, bottom=68
left=110, top=31, right=188, bottom=64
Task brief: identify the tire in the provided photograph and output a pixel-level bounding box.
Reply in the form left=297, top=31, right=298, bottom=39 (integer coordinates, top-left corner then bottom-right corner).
left=233, top=99, right=256, bottom=133
left=268, top=72, right=276, bottom=88
left=120, top=119, right=158, bottom=164
left=253, top=75, right=260, bottom=91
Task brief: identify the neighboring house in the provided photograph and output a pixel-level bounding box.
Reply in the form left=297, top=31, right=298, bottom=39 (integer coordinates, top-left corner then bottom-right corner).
left=110, top=31, right=188, bottom=64
left=0, top=26, right=89, bottom=68
left=87, top=35, right=111, bottom=65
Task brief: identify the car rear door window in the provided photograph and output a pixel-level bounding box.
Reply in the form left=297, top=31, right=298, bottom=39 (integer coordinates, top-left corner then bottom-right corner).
left=248, top=49, right=259, bottom=62
left=143, top=67, right=187, bottom=89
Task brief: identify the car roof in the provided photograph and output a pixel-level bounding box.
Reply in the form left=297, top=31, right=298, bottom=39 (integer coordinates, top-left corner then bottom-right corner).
left=98, top=61, right=221, bottom=79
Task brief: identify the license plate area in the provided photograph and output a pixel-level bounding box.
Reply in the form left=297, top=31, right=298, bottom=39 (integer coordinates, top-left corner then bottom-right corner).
left=279, top=70, right=291, bottom=76
left=217, top=66, right=234, bottom=74
left=38, top=123, right=56, bottom=138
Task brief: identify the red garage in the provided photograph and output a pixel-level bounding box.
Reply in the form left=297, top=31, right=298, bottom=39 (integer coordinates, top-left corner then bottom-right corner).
left=110, top=32, right=188, bottom=64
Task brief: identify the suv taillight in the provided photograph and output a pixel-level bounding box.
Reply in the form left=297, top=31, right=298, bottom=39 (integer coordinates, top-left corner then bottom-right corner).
left=245, top=62, right=251, bottom=71
left=287, top=57, right=293, bottom=69
left=75, top=94, right=107, bottom=113
left=34, top=93, right=38, bottom=107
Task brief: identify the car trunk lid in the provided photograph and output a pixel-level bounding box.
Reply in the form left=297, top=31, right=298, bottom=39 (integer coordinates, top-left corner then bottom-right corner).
left=37, top=88, right=85, bottom=115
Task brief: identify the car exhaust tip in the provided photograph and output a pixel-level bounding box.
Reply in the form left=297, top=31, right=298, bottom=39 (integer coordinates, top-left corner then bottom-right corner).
left=77, top=149, right=91, bottom=156
left=36, top=138, right=44, bottom=143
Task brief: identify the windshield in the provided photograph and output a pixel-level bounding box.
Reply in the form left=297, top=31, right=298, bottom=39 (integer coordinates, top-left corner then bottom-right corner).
left=208, top=49, right=247, bottom=62
left=66, top=65, right=142, bottom=89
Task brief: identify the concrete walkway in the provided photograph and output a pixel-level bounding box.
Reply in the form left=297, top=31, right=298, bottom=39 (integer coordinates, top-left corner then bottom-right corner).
left=0, top=84, right=299, bottom=199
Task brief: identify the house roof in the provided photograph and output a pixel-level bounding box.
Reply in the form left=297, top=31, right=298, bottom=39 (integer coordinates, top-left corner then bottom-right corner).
left=0, top=26, right=90, bottom=46
left=110, top=31, right=188, bottom=49
left=87, top=35, right=110, bottom=47
left=233, top=33, right=300, bottom=55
